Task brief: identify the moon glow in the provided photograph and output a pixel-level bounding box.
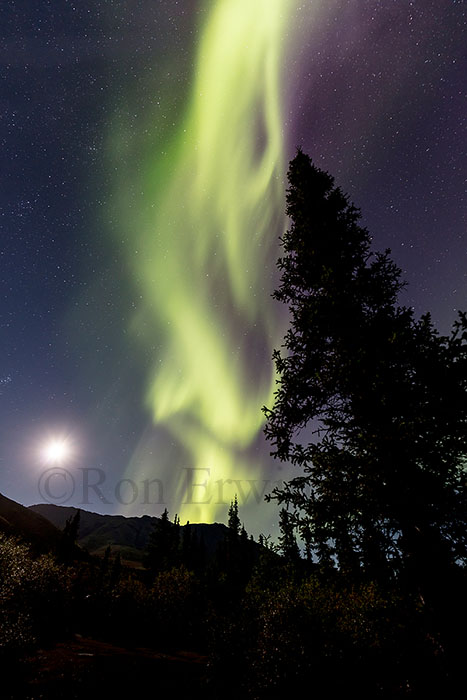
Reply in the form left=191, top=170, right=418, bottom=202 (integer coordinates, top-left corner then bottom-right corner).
left=41, top=438, right=72, bottom=465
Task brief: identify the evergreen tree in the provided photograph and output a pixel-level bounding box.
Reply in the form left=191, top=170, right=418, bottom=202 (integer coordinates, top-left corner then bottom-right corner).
left=182, top=520, right=192, bottom=566
left=173, top=513, right=181, bottom=555
left=144, top=508, right=179, bottom=575
left=227, top=495, right=241, bottom=541
left=57, top=509, right=80, bottom=564
left=278, top=508, right=300, bottom=562
left=181, top=521, right=204, bottom=571
left=264, top=149, right=467, bottom=586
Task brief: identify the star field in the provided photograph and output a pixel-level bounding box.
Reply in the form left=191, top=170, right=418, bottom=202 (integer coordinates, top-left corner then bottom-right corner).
left=0, top=0, right=465, bottom=535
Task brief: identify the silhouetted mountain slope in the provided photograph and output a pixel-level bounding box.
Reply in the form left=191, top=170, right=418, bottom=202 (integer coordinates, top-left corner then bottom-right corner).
left=29, top=503, right=230, bottom=561
left=0, top=492, right=62, bottom=553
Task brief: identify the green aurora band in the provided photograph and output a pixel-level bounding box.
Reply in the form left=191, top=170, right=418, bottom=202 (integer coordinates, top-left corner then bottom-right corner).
left=111, top=0, right=299, bottom=522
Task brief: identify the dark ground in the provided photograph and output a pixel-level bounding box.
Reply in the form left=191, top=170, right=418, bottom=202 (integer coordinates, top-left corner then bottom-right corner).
left=6, top=636, right=210, bottom=699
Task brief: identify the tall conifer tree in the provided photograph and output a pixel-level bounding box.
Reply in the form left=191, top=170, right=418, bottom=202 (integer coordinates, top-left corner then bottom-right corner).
left=264, top=149, right=467, bottom=585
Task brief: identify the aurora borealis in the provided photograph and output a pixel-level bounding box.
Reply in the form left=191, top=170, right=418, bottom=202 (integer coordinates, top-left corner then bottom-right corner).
left=110, top=0, right=296, bottom=523
left=1, top=0, right=465, bottom=535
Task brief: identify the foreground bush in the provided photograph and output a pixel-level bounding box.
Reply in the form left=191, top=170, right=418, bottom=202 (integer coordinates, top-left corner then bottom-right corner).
left=0, top=534, right=72, bottom=657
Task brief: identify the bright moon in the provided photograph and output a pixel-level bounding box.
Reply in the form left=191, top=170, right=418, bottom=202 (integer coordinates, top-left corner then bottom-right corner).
left=41, top=438, right=72, bottom=464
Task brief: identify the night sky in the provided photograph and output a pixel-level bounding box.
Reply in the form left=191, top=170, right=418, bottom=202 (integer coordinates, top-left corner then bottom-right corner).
left=1, top=0, right=465, bottom=538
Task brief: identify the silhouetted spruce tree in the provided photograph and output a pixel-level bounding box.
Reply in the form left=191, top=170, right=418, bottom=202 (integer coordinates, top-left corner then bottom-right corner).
left=173, top=512, right=181, bottom=555
left=180, top=521, right=203, bottom=571
left=225, top=496, right=242, bottom=572
left=214, top=497, right=255, bottom=599
left=57, top=508, right=80, bottom=564
left=182, top=520, right=192, bottom=565
left=278, top=508, right=300, bottom=562
left=228, top=496, right=241, bottom=541
left=264, top=149, right=467, bottom=587
left=144, top=508, right=179, bottom=575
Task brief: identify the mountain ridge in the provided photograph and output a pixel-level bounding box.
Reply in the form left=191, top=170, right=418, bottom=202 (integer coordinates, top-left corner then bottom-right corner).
left=0, top=492, right=63, bottom=553
left=29, top=503, right=230, bottom=564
